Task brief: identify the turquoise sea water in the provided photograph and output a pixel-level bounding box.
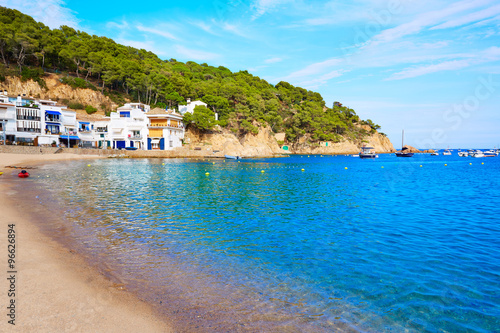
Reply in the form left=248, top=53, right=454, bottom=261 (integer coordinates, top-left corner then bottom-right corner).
left=28, top=154, right=499, bottom=332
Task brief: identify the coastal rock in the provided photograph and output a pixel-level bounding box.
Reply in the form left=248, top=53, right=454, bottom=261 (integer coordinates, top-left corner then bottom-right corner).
left=291, top=131, right=395, bottom=155
left=401, top=145, right=421, bottom=153
left=184, top=126, right=283, bottom=157
left=185, top=126, right=395, bottom=157
left=0, top=75, right=117, bottom=112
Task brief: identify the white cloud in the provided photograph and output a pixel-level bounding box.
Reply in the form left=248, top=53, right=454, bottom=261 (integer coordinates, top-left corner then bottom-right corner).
left=0, top=0, right=79, bottom=29
left=298, top=69, right=348, bottom=87
left=264, top=57, right=283, bottom=64
left=387, top=46, right=500, bottom=80
left=387, top=59, right=471, bottom=80
left=136, top=25, right=179, bottom=41
left=430, top=3, right=500, bottom=30
left=284, top=58, right=342, bottom=80
left=174, top=45, right=220, bottom=61
left=252, top=0, right=293, bottom=19
left=106, top=20, right=129, bottom=30
left=190, top=20, right=214, bottom=34
left=369, top=0, right=495, bottom=46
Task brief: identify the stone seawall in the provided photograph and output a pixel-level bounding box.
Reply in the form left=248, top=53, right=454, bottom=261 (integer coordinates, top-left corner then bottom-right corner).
left=0, top=145, right=119, bottom=156
left=0, top=145, right=226, bottom=159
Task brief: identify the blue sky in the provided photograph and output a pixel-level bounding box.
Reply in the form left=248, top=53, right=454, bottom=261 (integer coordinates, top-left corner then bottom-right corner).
left=2, top=0, right=500, bottom=148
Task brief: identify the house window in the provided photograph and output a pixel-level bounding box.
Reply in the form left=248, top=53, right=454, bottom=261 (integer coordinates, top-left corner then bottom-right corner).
left=46, top=124, right=60, bottom=134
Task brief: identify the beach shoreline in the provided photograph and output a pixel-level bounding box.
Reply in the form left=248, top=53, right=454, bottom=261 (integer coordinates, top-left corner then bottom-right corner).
left=0, top=153, right=174, bottom=332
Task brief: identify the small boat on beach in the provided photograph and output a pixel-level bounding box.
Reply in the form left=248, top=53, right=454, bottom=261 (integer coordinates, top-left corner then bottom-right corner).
left=359, top=146, right=378, bottom=159
left=225, top=155, right=242, bottom=160
left=395, top=130, right=413, bottom=157
left=18, top=170, right=30, bottom=178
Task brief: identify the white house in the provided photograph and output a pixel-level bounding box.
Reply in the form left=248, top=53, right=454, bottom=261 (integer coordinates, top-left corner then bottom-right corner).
left=0, top=91, right=17, bottom=144
left=178, top=98, right=207, bottom=116
left=107, top=102, right=149, bottom=150
left=94, top=120, right=110, bottom=149
left=0, top=91, right=80, bottom=146
left=146, top=108, right=184, bottom=150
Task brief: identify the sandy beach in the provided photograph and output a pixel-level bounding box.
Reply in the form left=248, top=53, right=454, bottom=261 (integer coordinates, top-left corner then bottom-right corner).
left=0, top=153, right=173, bottom=332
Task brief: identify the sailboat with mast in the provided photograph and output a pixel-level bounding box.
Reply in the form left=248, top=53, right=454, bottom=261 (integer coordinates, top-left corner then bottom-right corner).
left=395, top=130, right=414, bottom=157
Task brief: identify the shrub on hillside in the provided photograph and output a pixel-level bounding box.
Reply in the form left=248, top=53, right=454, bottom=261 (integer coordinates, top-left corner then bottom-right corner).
left=68, top=102, right=84, bottom=110
left=85, top=105, right=97, bottom=114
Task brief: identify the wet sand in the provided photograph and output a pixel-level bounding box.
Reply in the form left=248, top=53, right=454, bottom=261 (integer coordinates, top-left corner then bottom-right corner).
left=0, top=153, right=173, bottom=332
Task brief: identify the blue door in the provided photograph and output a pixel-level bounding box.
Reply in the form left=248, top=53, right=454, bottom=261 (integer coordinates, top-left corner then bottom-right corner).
left=159, top=138, right=165, bottom=150
left=130, top=141, right=134, bottom=148
left=147, top=138, right=152, bottom=150
left=116, top=140, right=126, bottom=149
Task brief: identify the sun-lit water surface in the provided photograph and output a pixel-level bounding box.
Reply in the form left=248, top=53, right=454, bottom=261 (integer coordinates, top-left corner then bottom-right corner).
left=29, top=154, right=500, bottom=332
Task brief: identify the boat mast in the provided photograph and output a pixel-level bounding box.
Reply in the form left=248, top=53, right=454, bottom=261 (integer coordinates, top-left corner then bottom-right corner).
left=402, top=129, right=404, bottom=150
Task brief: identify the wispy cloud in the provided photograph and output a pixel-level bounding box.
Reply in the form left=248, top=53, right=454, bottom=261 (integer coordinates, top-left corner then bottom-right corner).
left=388, top=59, right=471, bottom=80
left=265, top=57, right=283, bottom=64
left=369, top=0, right=495, bottom=46
left=252, top=0, right=293, bottom=19
left=1, top=0, right=79, bottom=29
left=106, top=20, right=129, bottom=30
left=284, top=58, right=342, bottom=80
left=387, top=46, right=500, bottom=80
left=174, top=45, right=220, bottom=61
left=190, top=20, right=215, bottom=34
left=298, top=69, right=348, bottom=88
left=136, top=25, right=179, bottom=41
left=430, top=3, right=500, bottom=30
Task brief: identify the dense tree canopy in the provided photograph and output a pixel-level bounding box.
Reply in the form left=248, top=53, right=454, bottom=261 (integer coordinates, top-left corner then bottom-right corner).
left=0, top=6, right=382, bottom=143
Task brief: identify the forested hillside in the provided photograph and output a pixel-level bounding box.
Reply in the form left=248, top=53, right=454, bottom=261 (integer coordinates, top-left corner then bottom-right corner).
left=0, top=6, right=383, bottom=144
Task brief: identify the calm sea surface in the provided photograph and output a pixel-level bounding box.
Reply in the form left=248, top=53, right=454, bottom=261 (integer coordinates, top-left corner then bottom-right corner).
left=26, top=154, right=500, bottom=332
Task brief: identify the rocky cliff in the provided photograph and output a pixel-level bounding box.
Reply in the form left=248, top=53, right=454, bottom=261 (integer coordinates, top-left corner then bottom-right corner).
left=0, top=75, right=117, bottom=112
left=185, top=126, right=284, bottom=157
left=185, top=125, right=395, bottom=157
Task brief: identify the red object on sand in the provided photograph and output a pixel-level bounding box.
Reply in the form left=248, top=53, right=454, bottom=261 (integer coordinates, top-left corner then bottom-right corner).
left=18, top=170, right=30, bottom=178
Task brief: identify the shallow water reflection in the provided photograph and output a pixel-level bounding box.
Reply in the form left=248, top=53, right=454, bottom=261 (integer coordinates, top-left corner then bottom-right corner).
left=28, top=155, right=500, bottom=332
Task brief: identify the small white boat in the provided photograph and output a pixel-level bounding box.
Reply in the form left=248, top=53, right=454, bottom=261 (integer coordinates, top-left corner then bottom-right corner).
left=359, top=146, right=378, bottom=159
left=442, top=149, right=452, bottom=156
left=431, top=151, right=439, bottom=156
left=458, top=151, right=468, bottom=157
left=470, top=150, right=485, bottom=158
left=484, top=149, right=499, bottom=156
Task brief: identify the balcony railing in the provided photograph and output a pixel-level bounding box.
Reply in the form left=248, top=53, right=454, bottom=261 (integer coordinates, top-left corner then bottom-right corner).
left=17, top=115, right=41, bottom=121
left=45, top=117, right=61, bottom=123
left=149, top=124, right=184, bottom=128
left=17, top=128, right=41, bottom=133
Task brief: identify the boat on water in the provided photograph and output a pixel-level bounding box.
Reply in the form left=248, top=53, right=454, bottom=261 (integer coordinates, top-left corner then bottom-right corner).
left=442, top=149, right=452, bottom=156
left=395, top=130, right=414, bottom=157
left=431, top=151, right=439, bottom=156
left=225, top=155, right=242, bottom=160
left=470, top=150, right=485, bottom=158
left=359, top=146, right=378, bottom=159
left=458, top=151, right=468, bottom=157
left=484, top=149, right=499, bottom=156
